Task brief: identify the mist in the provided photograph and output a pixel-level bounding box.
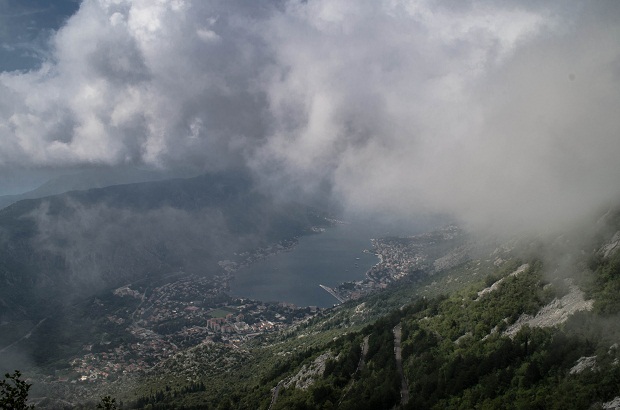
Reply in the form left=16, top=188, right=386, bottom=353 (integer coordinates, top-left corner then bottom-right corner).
left=1, top=0, right=619, bottom=235
left=29, top=200, right=234, bottom=290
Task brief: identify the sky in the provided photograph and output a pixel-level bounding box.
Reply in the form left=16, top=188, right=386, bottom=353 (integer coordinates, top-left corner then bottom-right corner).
left=0, top=0, right=619, bottom=234
left=0, top=0, right=80, bottom=71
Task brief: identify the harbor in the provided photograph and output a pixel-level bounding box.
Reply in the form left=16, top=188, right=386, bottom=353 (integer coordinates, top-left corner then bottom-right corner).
left=319, top=284, right=345, bottom=304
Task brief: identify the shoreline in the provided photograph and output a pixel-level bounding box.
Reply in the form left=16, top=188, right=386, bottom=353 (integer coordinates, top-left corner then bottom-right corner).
left=319, top=284, right=345, bottom=304
left=227, top=222, right=379, bottom=307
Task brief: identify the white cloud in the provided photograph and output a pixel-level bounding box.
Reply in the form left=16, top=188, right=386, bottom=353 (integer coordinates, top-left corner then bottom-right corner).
left=0, top=0, right=619, bottom=234
left=197, top=28, right=220, bottom=43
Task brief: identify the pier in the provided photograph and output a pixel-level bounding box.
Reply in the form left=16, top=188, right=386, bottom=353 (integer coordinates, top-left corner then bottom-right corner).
left=319, top=284, right=345, bottom=304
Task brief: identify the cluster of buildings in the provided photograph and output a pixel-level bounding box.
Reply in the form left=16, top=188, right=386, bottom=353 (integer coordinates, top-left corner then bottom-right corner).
left=333, top=228, right=462, bottom=302
left=329, top=237, right=424, bottom=301
left=63, top=274, right=320, bottom=384
left=69, top=348, right=150, bottom=383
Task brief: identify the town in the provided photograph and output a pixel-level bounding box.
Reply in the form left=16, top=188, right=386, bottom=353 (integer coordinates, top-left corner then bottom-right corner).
left=43, top=225, right=463, bottom=390
left=332, top=224, right=464, bottom=301
left=64, top=273, right=321, bottom=384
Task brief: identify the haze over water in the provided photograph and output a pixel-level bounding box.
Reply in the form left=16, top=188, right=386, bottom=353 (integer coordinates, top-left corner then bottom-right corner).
left=230, top=219, right=426, bottom=307
left=230, top=223, right=375, bottom=307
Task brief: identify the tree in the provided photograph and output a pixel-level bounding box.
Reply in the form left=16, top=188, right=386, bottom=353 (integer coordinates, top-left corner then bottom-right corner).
left=96, top=396, right=118, bottom=410
left=0, top=370, right=35, bottom=409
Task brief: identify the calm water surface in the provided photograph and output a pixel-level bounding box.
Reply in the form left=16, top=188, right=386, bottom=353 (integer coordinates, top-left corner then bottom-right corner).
left=230, top=223, right=381, bottom=307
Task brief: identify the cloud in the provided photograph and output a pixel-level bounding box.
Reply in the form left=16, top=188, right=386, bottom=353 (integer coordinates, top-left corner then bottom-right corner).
left=27, top=198, right=240, bottom=293
left=0, top=0, right=271, bottom=170
left=255, top=0, right=620, bottom=233
left=1, top=0, right=620, bottom=234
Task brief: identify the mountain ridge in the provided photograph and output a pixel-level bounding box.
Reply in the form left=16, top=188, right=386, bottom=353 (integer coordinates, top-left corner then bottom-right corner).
left=0, top=167, right=188, bottom=211
left=0, top=171, right=331, bottom=376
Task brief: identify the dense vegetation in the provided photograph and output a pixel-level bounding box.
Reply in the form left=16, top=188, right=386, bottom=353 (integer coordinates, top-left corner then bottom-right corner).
left=116, top=247, right=620, bottom=410
left=0, top=371, right=34, bottom=409
left=588, top=248, right=620, bottom=315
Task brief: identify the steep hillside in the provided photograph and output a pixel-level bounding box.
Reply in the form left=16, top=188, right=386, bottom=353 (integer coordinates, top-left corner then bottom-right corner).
left=108, top=209, right=620, bottom=410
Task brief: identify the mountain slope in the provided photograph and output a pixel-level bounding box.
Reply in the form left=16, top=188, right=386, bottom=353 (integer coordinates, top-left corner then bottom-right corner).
left=0, top=167, right=184, bottom=210
left=0, top=171, right=329, bottom=371
left=115, top=209, right=620, bottom=410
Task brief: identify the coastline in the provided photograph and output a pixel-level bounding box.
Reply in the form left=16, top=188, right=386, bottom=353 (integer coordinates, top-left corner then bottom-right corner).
left=228, top=222, right=379, bottom=307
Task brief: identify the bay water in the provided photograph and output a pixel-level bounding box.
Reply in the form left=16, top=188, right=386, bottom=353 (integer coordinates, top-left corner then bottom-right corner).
left=230, top=222, right=380, bottom=307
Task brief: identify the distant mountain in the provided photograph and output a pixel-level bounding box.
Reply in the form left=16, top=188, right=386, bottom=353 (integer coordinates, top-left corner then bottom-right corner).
left=0, top=167, right=191, bottom=210
left=0, top=171, right=328, bottom=327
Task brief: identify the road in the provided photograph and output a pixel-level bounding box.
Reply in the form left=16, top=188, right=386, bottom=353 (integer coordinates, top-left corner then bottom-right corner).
left=393, top=323, right=410, bottom=407
left=268, top=380, right=284, bottom=410
left=359, top=335, right=369, bottom=371
left=0, top=318, right=48, bottom=354
left=339, top=335, right=370, bottom=405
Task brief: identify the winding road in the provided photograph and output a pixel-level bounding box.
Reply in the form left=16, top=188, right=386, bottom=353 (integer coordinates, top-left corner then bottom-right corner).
left=268, top=380, right=284, bottom=410
left=393, top=323, right=410, bottom=407
left=338, top=335, right=370, bottom=405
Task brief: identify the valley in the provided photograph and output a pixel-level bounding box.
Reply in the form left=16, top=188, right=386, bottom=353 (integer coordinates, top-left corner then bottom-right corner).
left=15, top=219, right=459, bottom=405
left=1, top=1, right=618, bottom=408
left=3, top=175, right=620, bottom=409
left=111, top=214, right=620, bottom=410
